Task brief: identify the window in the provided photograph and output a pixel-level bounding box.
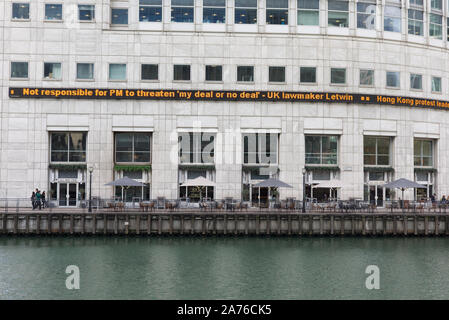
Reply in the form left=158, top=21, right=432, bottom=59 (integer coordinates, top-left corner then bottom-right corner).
left=386, top=71, right=400, bottom=88
left=243, top=133, right=278, bottom=164
left=115, top=133, right=151, bottom=163
left=414, top=139, right=433, bottom=167
left=79, top=5, right=95, bottom=21
left=364, top=136, right=390, bottom=166
left=269, top=67, right=285, bottom=82
left=45, top=4, right=62, bottom=21
left=409, top=0, right=423, bottom=5
left=305, top=136, right=338, bottom=165
left=410, top=73, right=422, bottom=90
left=141, top=64, right=158, bottom=80
left=205, top=65, right=222, bottom=81
left=328, top=0, right=349, bottom=27
left=432, top=76, right=442, bottom=93
left=111, top=8, right=128, bottom=24
left=203, top=0, right=225, bottom=23
left=300, top=67, right=316, bottom=83
left=10, top=62, right=28, bottom=78
left=408, top=9, right=423, bottom=35
left=171, top=0, right=194, bottom=23
left=384, top=4, right=401, bottom=32
left=174, top=65, right=190, bottom=81
left=297, top=0, right=319, bottom=26
left=360, top=69, right=374, bottom=86
left=76, top=63, right=94, bottom=80
left=109, top=64, right=127, bottom=81
left=44, top=62, right=61, bottom=80
left=179, top=133, right=215, bottom=164
left=429, top=14, right=443, bottom=39
left=266, top=0, right=288, bottom=25
left=357, top=1, right=376, bottom=30
left=139, top=0, right=162, bottom=22
left=330, top=68, right=346, bottom=84
left=50, top=132, right=87, bottom=162
left=237, top=66, right=254, bottom=82
left=235, top=0, right=257, bottom=24
left=431, top=0, right=442, bottom=10
left=12, top=3, right=29, bottom=19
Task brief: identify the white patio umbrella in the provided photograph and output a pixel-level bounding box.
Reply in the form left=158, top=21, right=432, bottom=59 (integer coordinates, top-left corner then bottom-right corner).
left=105, top=176, right=146, bottom=201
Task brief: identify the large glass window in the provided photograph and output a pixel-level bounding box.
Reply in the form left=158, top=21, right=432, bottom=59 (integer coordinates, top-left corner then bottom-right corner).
left=266, top=0, right=288, bottom=25
left=76, top=63, right=94, bottom=80
left=12, top=3, right=29, bottom=19
left=171, top=0, right=194, bottom=23
left=384, top=5, right=401, bottom=32
left=10, top=62, right=28, bottom=78
left=300, top=67, right=316, bottom=83
left=328, top=0, right=349, bottom=27
left=364, top=136, right=391, bottom=166
left=203, top=0, right=225, bottom=23
left=414, top=139, right=433, bottom=167
left=79, top=5, right=95, bottom=21
left=141, top=64, right=158, bottom=80
left=410, top=0, right=423, bottom=5
left=139, top=0, right=162, bottom=22
left=330, top=68, right=346, bottom=84
left=410, top=73, right=422, bottom=90
left=429, top=13, right=443, bottom=39
left=237, top=66, right=254, bottom=82
left=174, top=65, right=190, bottom=81
left=111, top=8, right=128, bottom=24
left=44, top=62, right=62, bottom=80
left=115, top=133, right=151, bottom=163
left=205, top=65, right=222, bottom=81
left=357, top=1, right=376, bottom=30
left=269, top=67, right=285, bottom=82
left=179, top=133, right=215, bottom=164
left=109, top=64, right=127, bottom=81
left=45, top=4, right=62, bottom=21
left=297, top=0, right=319, bottom=26
left=386, top=71, right=400, bottom=88
left=408, top=9, right=423, bottom=35
left=432, top=76, right=442, bottom=92
left=235, top=0, right=257, bottom=24
left=431, top=0, right=442, bottom=10
left=305, top=136, right=338, bottom=165
left=360, top=69, right=374, bottom=86
left=243, top=133, right=278, bottom=164
left=51, top=132, right=87, bottom=162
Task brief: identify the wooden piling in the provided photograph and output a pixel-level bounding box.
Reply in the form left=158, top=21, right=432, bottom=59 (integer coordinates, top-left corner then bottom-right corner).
left=234, top=215, right=238, bottom=235
left=424, top=216, right=429, bottom=236
left=372, top=216, right=376, bottom=236
left=36, top=215, right=40, bottom=234
left=319, top=216, right=323, bottom=235
left=351, top=216, right=355, bottom=235
left=403, top=215, right=407, bottom=236
left=288, top=215, right=292, bottom=235
left=330, top=216, right=334, bottom=235
left=202, top=216, right=206, bottom=235
left=435, top=216, right=439, bottom=236
left=361, top=216, right=366, bottom=236
left=114, top=214, right=118, bottom=235
left=158, top=215, right=162, bottom=235
left=446, top=216, right=449, bottom=236
left=309, top=215, right=313, bottom=236
left=340, top=216, right=344, bottom=235
left=180, top=215, right=184, bottom=235
left=103, top=214, right=107, bottom=234
left=25, top=214, right=30, bottom=234
left=223, top=214, right=227, bottom=235
left=136, top=215, right=140, bottom=235
left=59, top=215, right=63, bottom=234
left=298, top=215, right=303, bottom=235
left=266, top=215, right=270, bottom=235
left=169, top=215, right=173, bottom=235
left=47, top=214, right=52, bottom=234
left=414, top=216, right=418, bottom=236
left=13, top=214, right=18, bottom=234
left=147, top=214, right=152, bottom=235
left=81, top=214, right=86, bottom=235
left=277, top=215, right=281, bottom=235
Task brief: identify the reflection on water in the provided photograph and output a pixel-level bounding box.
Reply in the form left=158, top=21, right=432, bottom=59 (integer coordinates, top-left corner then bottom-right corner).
left=0, top=236, right=448, bottom=300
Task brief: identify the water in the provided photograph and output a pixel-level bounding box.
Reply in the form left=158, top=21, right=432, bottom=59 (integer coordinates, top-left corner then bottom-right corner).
left=0, top=236, right=448, bottom=300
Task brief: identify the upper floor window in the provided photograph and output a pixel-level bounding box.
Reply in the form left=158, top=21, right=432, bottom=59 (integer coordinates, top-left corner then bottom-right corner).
left=12, top=3, right=29, bottom=20
left=11, top=62, right=28, bottom=79
left=300, top=67, right=316, bottom=83
left=174, top=65, right=190, bottom=81
left=266, top=0, right=288, bottom=25
left=44, top=62, right=62, bottom=80
left=328, top=0, right=349, bottom=28
left=414, top=139, right=433, bottom=167
left=305, top=135, right=338, bottom=165
left=409, top=0, right=423, bottom=6
left=111, top=8, right=128, bottom=25
left=45, top=4, right=62, bottom=21
left=408, top=9, right=424, bottom=35
left=205, top=65, right=222, bottom=81
left=384, top=3, right=401, bottom=32
left=364, top=136, right=391, bottom=166
left=386, top=71, right=400, bottom=88
left=297, top=0, right=319, bottom=26
left=50, top=132, right=87, bottom=162
left=109, top=64, right=127, bottom=81
left=243, top=133, right=278, bottom=165
left=203, top=0, right=225, bottom=23
left=360, top=69, right=374, bottom=86
left=237, top=66, right=254, bottom=82
left=141, top=64, right=158, bottom=80
left=171, top=0, right=194, bottom=23
left=76, top=63, right=94, bottom=80
left=410, top=73, right=422, bottom=90
left=79, top=5, right=95, bottom=21
left=115, top=133, right=151, bottom=163
left=429, top=13, right=443, bottom=39
left=179, top=133, right=215, bottom=164
left=269, top=67, right=285, bottom=83
left=357, top=1, right=376, bottom=30
left=139, top=0, right=162, bottom=22
left=431, top=0, right=442, bottom=10
left=235, top=0, right=257, bottom=24
left=330, top=68, right=346, bottom=84
left=432, top=76, right=442, bottom=92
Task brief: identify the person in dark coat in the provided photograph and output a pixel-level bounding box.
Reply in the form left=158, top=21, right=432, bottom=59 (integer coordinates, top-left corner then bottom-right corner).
left=35, top=189, right=42, bottom=210
left=31, top=191, right=36, bottom=210
left=41, top=191, right=47, bottom=208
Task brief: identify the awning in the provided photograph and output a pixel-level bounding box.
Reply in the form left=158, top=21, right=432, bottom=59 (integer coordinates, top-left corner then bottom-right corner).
left=381, top=178, right=426, bottom=189
left=181, top=176, right=216, bottom=187
left=252, top=178, right=293, bottom=188
left=312, top=180, right=346, bottom=189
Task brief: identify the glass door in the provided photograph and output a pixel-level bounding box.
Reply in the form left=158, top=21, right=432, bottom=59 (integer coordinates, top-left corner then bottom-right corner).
left=59, top=184, right=67, bottom=206
left=68, top=184, right=77, bottom=206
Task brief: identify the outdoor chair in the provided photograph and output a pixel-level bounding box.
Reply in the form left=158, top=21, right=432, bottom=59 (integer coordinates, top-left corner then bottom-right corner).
left=116, top=202, right=124, bottom=212
left=216, top=202, right=224, bottom=211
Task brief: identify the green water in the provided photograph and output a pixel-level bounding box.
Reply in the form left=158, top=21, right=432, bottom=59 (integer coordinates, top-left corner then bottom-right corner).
left=0, top=236, right=448, bottom=300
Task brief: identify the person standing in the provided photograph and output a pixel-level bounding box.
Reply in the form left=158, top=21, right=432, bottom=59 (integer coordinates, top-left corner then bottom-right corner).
left=31, top=191, right=36, bottom=210
left=41, top=191, right=47, bottom=209
left=35, top=189, right=42, bottom=210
